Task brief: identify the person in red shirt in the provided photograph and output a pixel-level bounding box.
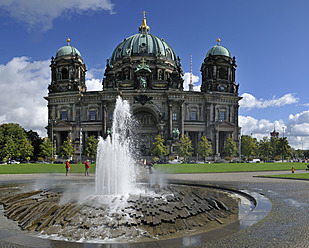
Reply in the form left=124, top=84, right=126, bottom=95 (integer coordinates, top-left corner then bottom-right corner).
left=65, top=160, right=70, bottom=176
left=85, top=160, right=90, bottom=176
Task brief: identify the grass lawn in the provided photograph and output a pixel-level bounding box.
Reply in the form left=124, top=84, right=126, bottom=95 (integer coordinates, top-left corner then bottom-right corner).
left=154, top=162, right=308, bottom=174
left=0, top=162, right=308, bottom=174
left=0, top=163, right=96, bottom=174
left=257, top=173, right=309, bottom=180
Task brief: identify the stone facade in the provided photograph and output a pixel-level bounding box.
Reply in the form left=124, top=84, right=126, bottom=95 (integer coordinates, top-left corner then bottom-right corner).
left=45, top=16, right=241, bottom=160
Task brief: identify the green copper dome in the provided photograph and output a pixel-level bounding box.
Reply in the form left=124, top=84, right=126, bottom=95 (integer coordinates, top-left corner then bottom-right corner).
left=110, top=13, right=176, bottom=65
left=56, top=45, right=81, bottom=58
left=56, top=39, right=81, bottom=58
left=206, top=39, right=231, bottom=58
left=110, top=33, right=176, bottom=64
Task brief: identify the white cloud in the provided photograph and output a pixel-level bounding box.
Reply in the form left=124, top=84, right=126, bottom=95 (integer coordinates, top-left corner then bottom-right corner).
left=86, top=68, right=104, bottom=91
left=240, top=113, right=309, bottom=150
left=0, top=0, right=114, bottom=31
left=287, top=110, right=309, bottom=136
left=86, top=78, right=102, bottom=91
left=183, top=72, right=200, bottom=91
left=239, top=116, right=285, bottom=139
left=0, top=57, right=49, bottom=137
left=240, top=93, right=299, bottom=109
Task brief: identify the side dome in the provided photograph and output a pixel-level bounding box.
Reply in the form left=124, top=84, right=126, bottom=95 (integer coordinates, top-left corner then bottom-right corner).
left=110, top=14, right=176, bottom=65
left=56, top=38, right=81, bottom=58
left=206, top=39, right=231, bottom=58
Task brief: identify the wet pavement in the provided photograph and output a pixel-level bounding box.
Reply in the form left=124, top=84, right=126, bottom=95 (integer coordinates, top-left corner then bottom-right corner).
left=0, top=170, right=309, bottom=247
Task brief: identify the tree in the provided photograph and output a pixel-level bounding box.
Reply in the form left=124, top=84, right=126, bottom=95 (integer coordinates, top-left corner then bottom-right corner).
left=277, top=137, right=291, bottom=162
left=197, top=136, right=212, bottom=162
left=2, top=137, right=16, bottom=160
left=222, top=136, right=238, bottom=158
left=19, top=138, right=34, bottom=161
left=241, top=135, right=258, bottom=160
left=40, top=138, right=52, bottom=159
left=269, top=137, right=280, bottom=159
left=26, top=130, right=43, bottom=159
left=258, top=136, right=272, bottom=161
left=60, top=137, right=74, bottom=158
left=84, top=136, right=98, bottom=160
left=150, top=134, right=168, bottom=157
left=0, top=123, right=28, bottom=159
left=177, top=134, right=193, bottom=161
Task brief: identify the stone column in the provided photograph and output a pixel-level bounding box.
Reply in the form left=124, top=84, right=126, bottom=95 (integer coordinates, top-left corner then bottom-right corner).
left=102, top=101, right=107, bottom=136
left=55, top=132, right=60, bottom=154
left=179, top=100, right=184, bottom=136
left=210, top=103, right=214, bottom=122
left=72, top=104, right=76, bottom=121
left=68, top=130, right=72, bottom=141
left=227, top=67, right=232, bottom=81
left=168, top=101, right=173, bottom=139
left=84, top=131, right=88, bottom=142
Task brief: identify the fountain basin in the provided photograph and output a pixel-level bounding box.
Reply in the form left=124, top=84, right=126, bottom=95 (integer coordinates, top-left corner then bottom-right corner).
left=0, top=179, right=271, bottom=247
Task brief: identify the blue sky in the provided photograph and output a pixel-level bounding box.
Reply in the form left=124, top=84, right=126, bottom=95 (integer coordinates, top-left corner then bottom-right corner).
left=0, top=0, right=308, bottom=150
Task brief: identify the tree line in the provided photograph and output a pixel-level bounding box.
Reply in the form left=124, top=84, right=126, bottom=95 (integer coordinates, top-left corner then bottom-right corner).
left=241, top=135, right=306, bottom=161
left=0, top=123, right=98, bottom=162
left=149, top=134, right=238, bottom=162
left=2, top=123, right=305, bottom=163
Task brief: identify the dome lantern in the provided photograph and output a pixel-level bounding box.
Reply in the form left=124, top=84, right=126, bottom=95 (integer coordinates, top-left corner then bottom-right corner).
left=139, top=11, right=150, bottom=34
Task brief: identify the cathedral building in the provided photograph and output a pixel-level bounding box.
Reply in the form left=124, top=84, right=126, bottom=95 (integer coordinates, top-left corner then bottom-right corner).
left=45, top=13, right=241, bottom=160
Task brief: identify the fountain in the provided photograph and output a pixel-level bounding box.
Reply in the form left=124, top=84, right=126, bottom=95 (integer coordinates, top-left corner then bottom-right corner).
left=0, top=96, right=246, bottom=244
left=95, top=96, right=138, bottom=195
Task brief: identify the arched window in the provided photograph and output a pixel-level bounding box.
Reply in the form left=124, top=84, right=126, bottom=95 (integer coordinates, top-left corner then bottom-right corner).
left=90, top=111, right=96, bottom=121
left=61, top=111, right=67, bottom=121
left=61, top=68, right=69, bottom=80
left=219, top=111, right=226, bottom=121
left=190, top=111, right=197, bottom=121
left=219, top=67, right=227, bottom=79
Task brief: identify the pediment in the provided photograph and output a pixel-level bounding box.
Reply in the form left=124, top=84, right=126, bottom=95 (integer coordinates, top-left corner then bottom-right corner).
left=217, top=121, right=236, bottom=131
left=54, top=120, right=72, bottom=128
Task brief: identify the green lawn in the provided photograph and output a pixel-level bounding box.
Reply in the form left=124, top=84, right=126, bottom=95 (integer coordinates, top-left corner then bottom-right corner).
left=257, top=173, right=309, bottom=180
left=0, top=163, right=96, bottom=174
left=0, top=162, right=307, bottom=174
left=154, top=162, right=308, bottom=174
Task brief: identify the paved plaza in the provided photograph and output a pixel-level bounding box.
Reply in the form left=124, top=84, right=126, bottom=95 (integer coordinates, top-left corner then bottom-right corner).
left=0, top=170, right=309, bottom=248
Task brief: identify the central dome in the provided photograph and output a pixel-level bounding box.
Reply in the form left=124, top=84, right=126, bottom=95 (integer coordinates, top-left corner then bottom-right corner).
left=110, top=14, right=177, bottom=65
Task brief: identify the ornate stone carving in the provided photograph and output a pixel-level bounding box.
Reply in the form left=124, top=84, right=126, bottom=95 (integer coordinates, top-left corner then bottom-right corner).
left=133, top=94, right=153, bottom=105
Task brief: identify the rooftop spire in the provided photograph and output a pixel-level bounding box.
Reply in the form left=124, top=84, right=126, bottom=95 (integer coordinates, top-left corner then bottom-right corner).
left=139, top=11, right=150, bottom=33
left=67, top=38, right=71, bottom=46
left=217, top=38, right=221, bottom=46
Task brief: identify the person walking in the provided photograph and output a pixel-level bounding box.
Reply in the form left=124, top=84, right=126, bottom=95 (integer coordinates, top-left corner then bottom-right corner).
left=85, top=160, right=90, bottom=176
left=65, top=160, right=70, bottom=176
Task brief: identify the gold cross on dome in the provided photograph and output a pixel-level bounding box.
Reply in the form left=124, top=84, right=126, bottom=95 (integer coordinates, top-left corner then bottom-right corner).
left=141, top=58, right=146, bottom=66
left=142, top=11, right=146, bottom=18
